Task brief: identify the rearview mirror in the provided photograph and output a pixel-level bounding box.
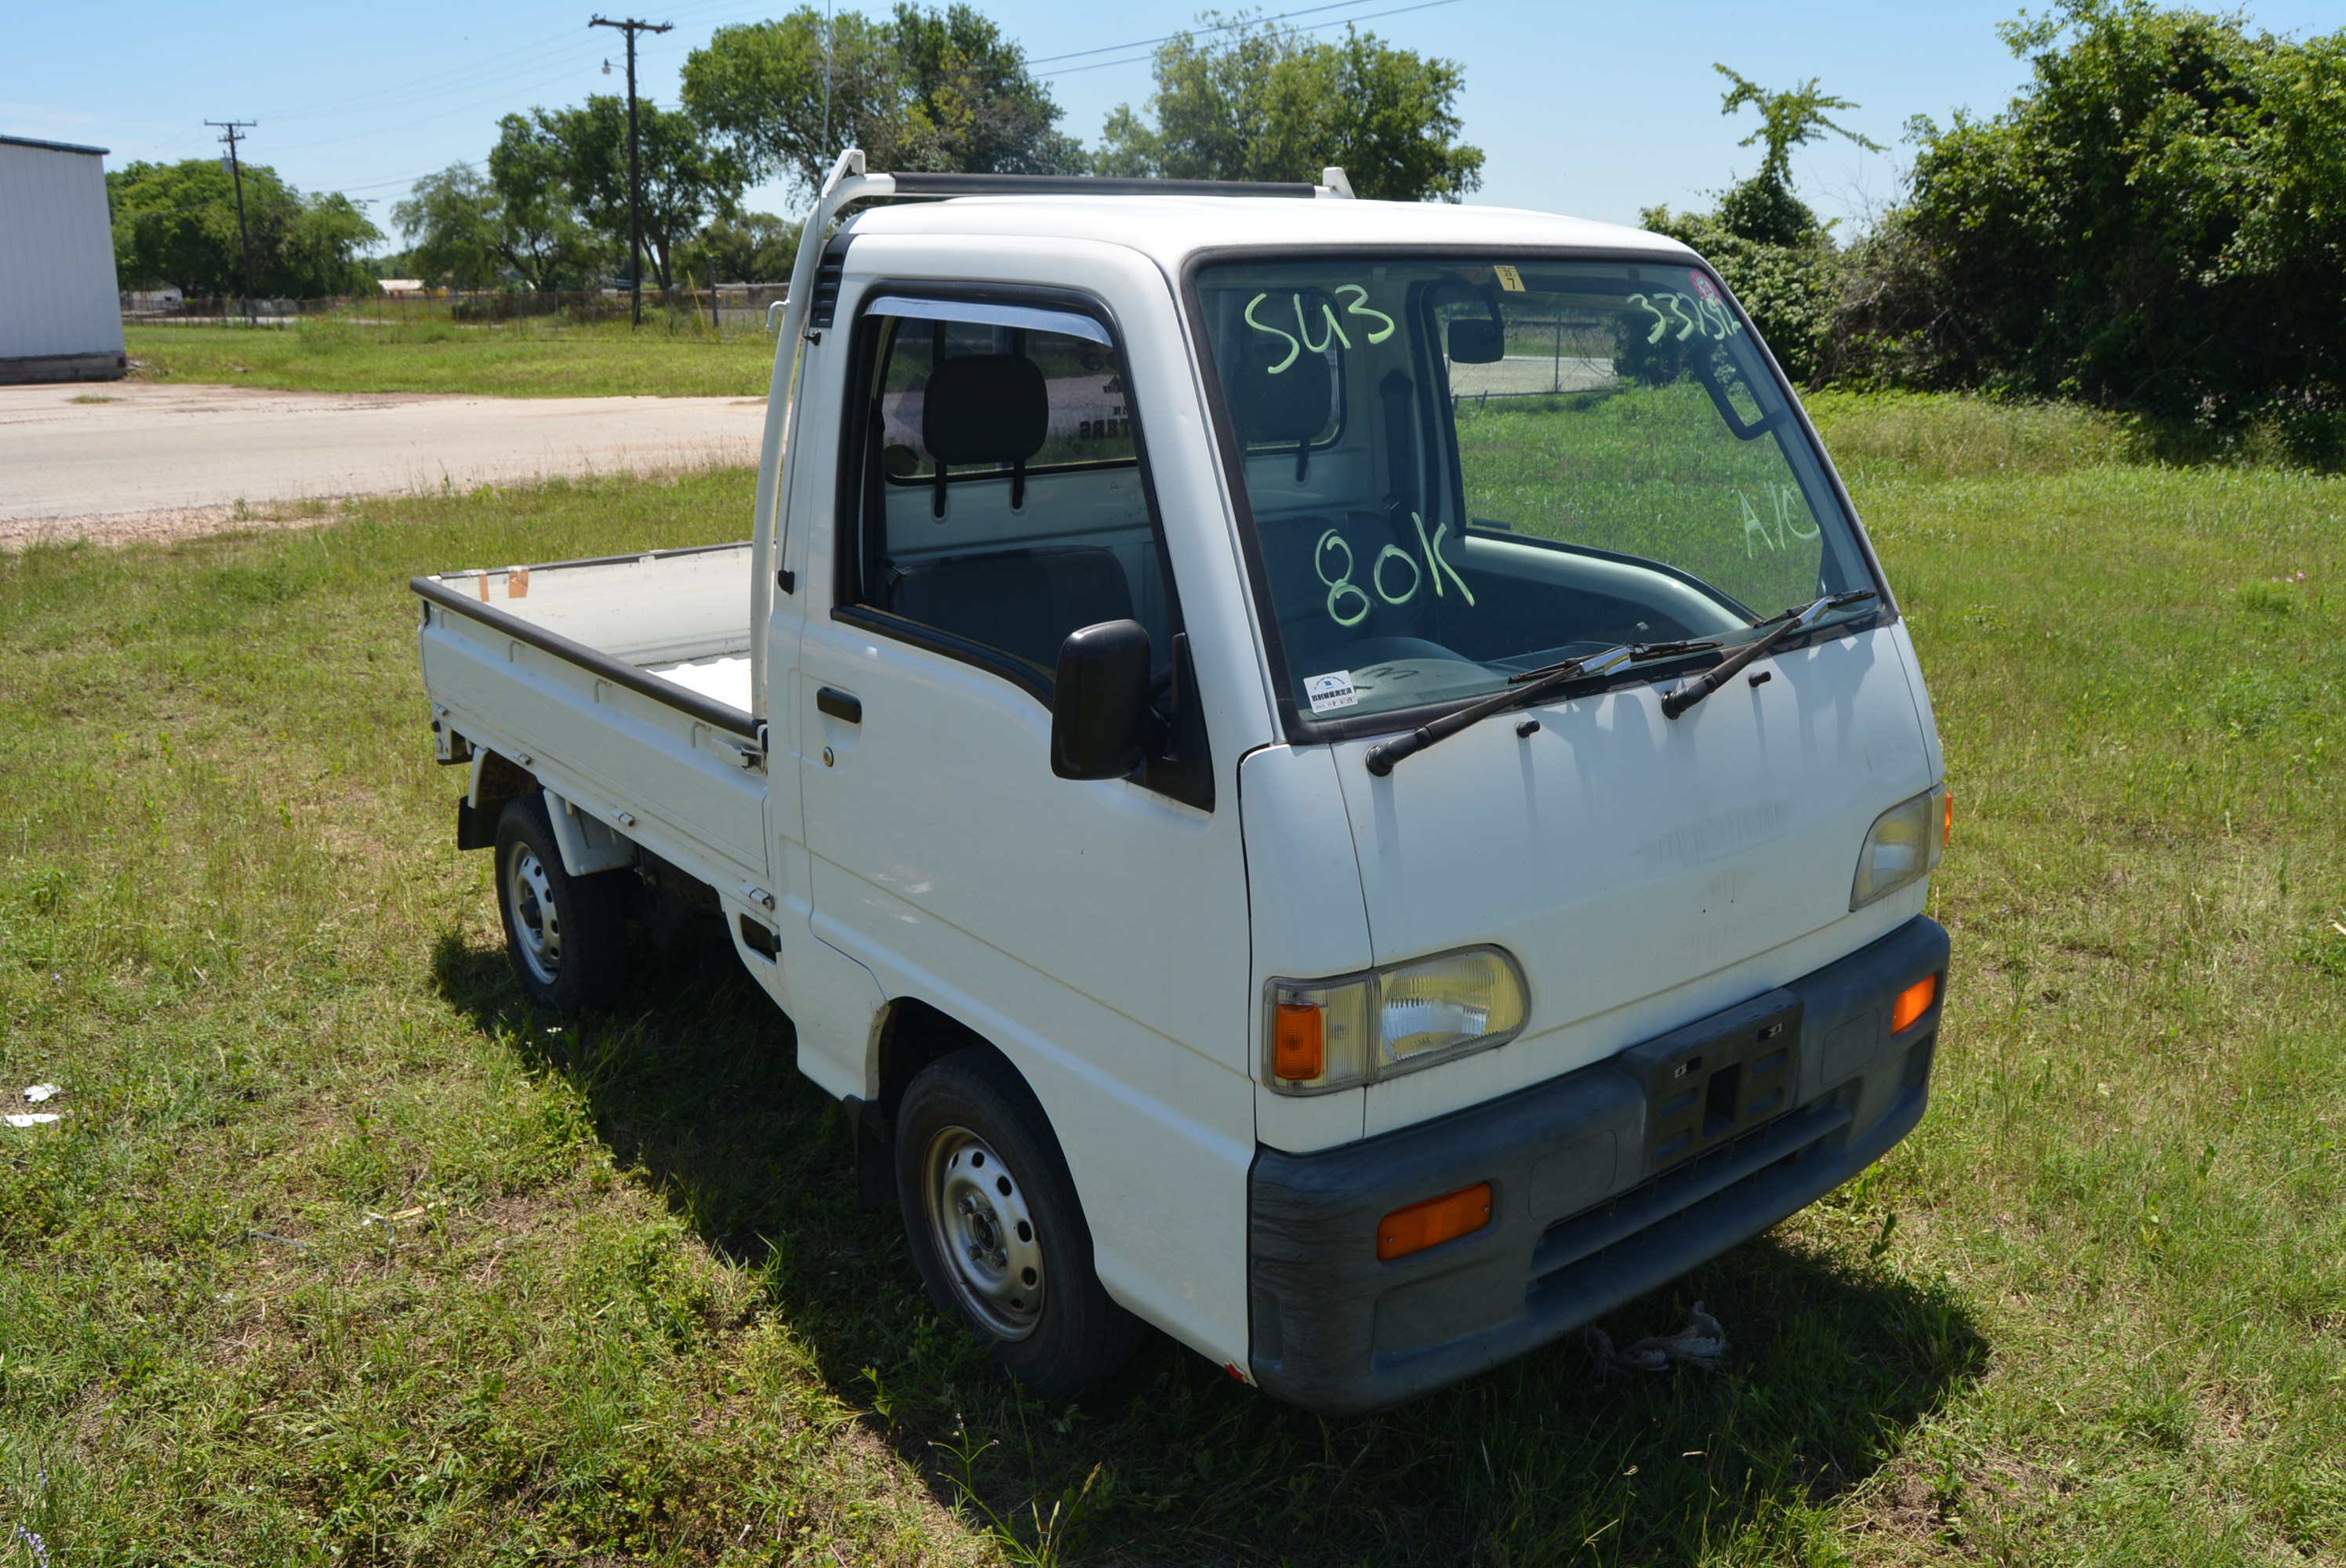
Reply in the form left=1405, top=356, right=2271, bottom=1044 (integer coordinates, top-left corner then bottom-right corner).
left=1447, top=318, right=1504, bottom=365
left=1051, top=619, right=1151, bottom=781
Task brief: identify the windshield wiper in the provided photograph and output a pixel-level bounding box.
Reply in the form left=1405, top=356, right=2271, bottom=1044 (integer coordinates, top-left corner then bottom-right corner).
left=1365, top=641, right=1711, bottom=777
left=1659, top=590, right=1879, bottom=720
left=1505, top=637, right=1717, bottom=686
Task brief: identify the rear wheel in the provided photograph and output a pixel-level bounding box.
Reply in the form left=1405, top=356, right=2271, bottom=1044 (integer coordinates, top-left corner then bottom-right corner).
left=493, top=794, right=630, bottom=1011
left=896, top=1048, right=1142, bottom=1399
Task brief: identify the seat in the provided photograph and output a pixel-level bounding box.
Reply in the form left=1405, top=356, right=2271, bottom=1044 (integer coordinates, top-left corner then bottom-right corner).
left=887, top=545, right=1135, bottom=673
left=921, top=352, right=1049, bottom=514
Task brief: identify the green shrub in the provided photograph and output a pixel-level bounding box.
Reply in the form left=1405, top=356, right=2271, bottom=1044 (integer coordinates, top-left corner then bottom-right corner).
left=1828, top=1, right=2346, bottom=464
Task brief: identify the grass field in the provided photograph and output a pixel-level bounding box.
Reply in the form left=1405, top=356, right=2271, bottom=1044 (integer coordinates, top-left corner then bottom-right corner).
left=124, top=318, right=779, bottom=399
left=4, top=398, right=2346, bottom=1563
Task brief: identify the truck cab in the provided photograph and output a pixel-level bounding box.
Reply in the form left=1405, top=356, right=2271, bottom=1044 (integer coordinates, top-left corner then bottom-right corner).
left=414, top=157, right=1950, bottom=1415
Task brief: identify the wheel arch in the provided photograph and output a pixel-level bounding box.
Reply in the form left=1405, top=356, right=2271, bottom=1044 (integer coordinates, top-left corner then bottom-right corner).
left=850, top=995, right=1063, bottom=1213
left=873, top=995, right=1000, bottom=1123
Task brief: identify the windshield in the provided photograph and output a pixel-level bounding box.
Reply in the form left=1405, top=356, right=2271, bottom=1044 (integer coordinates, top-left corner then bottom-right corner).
left=1197, top=257, right=1877, bottom=724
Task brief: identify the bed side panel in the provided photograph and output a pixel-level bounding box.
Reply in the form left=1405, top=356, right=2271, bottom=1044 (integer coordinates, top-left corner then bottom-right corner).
left=420, top=602, right=771, bottom=886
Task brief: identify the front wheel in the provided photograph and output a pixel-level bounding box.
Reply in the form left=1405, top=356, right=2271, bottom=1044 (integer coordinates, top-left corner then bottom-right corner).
left=896, top=1049, right=1142, bottom=1399
left=492, top=794, right=630, bottom=1011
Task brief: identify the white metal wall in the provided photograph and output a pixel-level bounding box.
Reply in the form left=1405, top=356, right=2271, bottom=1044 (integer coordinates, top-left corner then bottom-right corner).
left=0, top=140, right=125, bottom=361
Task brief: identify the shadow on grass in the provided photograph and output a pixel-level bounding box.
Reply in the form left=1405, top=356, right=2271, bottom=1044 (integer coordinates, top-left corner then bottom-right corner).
left=433, top=929, right=1987, bottom=1565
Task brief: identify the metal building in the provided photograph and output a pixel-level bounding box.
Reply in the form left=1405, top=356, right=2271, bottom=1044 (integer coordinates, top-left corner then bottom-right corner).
left=0, top=134, right=126, bottom=385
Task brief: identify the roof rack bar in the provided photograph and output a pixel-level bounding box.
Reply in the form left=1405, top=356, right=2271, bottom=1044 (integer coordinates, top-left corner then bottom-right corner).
left=885, top=172, right=1321, bottom=200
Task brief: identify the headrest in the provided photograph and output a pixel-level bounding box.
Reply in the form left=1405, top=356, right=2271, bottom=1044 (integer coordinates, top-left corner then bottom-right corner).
left=922, top=354, right=1048, bottom=465
left=1230, top=347, right=1331, bottom=448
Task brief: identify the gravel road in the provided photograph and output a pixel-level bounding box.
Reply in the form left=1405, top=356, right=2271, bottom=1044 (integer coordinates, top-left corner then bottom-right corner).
left=1, top=380, right=768, bottom=548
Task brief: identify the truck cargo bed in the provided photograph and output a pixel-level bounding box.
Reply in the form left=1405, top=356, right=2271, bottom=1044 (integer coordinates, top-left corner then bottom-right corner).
left=413, top=539, right=771, bottom=895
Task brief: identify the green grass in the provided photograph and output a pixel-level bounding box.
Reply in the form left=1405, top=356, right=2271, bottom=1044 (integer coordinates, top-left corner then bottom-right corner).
left=125, top=317, right=780, bottom=399
left=1457, top=382, right=1849, bottom=617
left=6, top=399, right=2346, bottom=1563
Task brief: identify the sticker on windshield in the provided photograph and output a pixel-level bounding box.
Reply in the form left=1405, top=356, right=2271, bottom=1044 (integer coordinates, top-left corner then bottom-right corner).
left=1493, top=264, right=1525, bottom=292
left=1690, top=270, right=1721, bottom=304
left=1304, top=670, right=1360, bottom=714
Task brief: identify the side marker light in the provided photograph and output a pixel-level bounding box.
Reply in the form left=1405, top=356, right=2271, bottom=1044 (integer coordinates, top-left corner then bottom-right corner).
left=1892, top=974, right=1938, bottom=1034
left=1273, top=1002, right=1324, bottom=1081
left=1376, top=1181, right=1493, bottom=1261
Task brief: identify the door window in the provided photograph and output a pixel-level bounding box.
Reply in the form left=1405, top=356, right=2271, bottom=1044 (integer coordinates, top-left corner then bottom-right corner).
left=841, top=298, right=1173, bottom=695
left=834, top=292, right=1213, bottom=809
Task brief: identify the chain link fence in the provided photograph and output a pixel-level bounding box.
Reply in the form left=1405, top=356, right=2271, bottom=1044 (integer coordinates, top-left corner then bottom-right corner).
left=122, top=285, right=792, bottom=336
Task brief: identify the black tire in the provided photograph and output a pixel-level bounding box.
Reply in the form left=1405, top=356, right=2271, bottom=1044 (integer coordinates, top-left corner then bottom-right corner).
left=895, top=1048, right=1142, bottom=1399
left=492, top=794, right=630, bottom=1011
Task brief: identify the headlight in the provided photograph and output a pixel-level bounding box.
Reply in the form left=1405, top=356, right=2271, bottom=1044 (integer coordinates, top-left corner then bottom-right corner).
left=1851, top=784, right=1948, bottom=909
left=1265, top=946, right=1527, bottom=1094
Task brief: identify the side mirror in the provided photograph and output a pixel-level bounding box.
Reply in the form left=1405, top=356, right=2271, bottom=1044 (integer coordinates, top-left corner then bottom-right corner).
left=1051, top=619, right=1151, bottom=781
left=1447, top=318, right=1505, bottom=365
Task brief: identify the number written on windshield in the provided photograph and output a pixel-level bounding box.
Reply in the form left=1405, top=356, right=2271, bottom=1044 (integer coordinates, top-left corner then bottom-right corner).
left=1314, top=514, right=1475, bottom=627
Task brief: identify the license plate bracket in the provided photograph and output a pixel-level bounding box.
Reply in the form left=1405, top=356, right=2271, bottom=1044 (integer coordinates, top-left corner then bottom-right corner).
left=1617, top=989, right=1803, bottom=1171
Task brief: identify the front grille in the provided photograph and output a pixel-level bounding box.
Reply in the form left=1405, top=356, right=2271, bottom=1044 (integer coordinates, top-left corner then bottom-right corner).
left=1530, top=1099, right=1850, bottom=1283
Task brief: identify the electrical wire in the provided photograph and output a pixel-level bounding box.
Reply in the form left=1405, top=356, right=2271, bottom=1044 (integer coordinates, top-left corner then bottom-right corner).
left=1027, top=0, right=1423, bottom=66
left=1037, top=0, right=1468, bottom=76
left=265, top=53, right=619, bottom=157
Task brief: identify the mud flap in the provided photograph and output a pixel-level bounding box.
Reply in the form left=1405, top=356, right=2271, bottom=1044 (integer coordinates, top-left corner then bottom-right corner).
left=456, top=796, right=498, bottom=851
left=843, top=1095, right=895, bottom=1210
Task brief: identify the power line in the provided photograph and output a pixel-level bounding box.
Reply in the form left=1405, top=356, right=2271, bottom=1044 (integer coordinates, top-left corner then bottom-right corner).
left=1029, top=0, right=1466, bottom=74
left=262, top=31, right=599, bottom=123
left=262, top=53, right=613, bottom=157
left=1027, top=0, right=1399, bottom=67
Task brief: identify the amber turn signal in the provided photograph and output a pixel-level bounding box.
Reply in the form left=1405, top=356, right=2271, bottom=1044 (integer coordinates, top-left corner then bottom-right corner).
left=1273, top=1002, right=1325, bottom=1081
left=1376, top=1181, right=1493, bottom=1261
left=1891, top=974, right=1938, bottom=1034
left=1942, top=787, right=1955, bottom=849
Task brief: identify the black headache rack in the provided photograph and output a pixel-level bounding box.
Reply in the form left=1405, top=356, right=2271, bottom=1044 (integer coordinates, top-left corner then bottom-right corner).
left=883, top=172, right=1324, bottom=200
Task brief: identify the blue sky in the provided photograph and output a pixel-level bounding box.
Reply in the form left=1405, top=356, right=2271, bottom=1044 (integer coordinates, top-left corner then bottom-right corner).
left=8, top=1, right=2340, bottom=252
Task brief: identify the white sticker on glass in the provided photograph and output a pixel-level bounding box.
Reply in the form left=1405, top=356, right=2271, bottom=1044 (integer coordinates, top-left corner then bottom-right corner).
left=1304, top=670, right=1359, bottom=714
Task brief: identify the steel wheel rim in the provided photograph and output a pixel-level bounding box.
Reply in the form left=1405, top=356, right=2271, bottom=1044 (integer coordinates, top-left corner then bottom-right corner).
left=921, top=1125, right=1045, bottom=1340
left=505, top=841, right=561, bottom=986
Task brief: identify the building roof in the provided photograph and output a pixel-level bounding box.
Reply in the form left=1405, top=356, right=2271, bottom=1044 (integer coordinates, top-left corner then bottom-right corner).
left=843, top=194, right=1690, bottom=271
left=0, top=132, right=110, bottom=157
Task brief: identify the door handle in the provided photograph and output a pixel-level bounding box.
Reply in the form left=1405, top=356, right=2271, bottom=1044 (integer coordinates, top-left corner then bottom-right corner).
left=816, top=687, right=862, bottom=724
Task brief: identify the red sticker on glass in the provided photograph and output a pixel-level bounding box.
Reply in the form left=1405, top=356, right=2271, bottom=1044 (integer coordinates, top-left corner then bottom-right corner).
left=1690, top=271, right=1722, bottom=303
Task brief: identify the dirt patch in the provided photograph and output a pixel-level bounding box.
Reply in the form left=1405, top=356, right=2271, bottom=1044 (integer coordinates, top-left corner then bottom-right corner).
left=2, top=499, right=352, bottom=552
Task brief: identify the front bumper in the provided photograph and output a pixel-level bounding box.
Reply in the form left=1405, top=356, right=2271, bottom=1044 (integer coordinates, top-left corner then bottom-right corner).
left=1248, top=914, right=1949, bottom=1415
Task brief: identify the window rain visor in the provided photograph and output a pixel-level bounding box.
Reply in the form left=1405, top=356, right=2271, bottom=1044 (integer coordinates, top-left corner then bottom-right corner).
left=1196, top=259, right=1877, bottom=725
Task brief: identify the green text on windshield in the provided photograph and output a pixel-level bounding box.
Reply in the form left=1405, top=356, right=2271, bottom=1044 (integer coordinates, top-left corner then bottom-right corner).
left=1197, top=259, right=1876, bottom=724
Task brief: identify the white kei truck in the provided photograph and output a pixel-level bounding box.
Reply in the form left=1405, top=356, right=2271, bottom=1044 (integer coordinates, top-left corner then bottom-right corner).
left=413, top=153, right=1952, bottom=1416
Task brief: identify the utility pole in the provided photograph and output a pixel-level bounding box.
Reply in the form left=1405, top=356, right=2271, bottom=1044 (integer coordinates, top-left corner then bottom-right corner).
left=206, top=121, right=258, bottom=322
left=589, top=15, right=670, bottom=328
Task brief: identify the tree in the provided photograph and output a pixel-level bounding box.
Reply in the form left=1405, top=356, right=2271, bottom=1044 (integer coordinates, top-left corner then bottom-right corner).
left=392, top=158, right=608, bottom=291
left=1637, top=67, right=1881, bottom=383
left=678, top=212, right=802, bottom=282
left=889, top=4, right=1089, bottom=174
left=485, top=122, right=610, bottom=289
left=390, top=166, right=506, bottom=289
left=108, top=159, right=380, bottom=297
left=1835, top=1, right=2346, bottom=459
left=1095, top=17, right=1482, bottom=201
left=497, top=97, right=745, bottom=289
left=681, top=4, right=1084, bottom=200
